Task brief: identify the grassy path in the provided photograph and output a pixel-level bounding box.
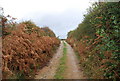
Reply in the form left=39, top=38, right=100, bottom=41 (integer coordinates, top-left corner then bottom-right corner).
left=54, top=41, right=86, bottom=79
left=35, top=41, right=85, bottom=79
left=54, top=41, right=67, bottom=79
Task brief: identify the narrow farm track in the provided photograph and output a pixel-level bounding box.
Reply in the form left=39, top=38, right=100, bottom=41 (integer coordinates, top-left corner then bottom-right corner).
left=35, top=41, right=85, bottom=79
left=35, top=41, right=64, bottom=79
left=64, top=42, right=85, bottom=79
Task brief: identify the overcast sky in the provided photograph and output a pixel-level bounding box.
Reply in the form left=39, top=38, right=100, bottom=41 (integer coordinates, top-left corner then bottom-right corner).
left=0, top=0, right=99, bottom=39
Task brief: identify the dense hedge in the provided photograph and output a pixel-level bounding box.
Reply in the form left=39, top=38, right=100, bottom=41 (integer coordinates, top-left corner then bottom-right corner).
left=67, top=2, right=120, bottom=79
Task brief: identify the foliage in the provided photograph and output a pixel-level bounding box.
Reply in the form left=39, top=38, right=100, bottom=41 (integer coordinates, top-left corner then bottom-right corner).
left=2, top=20, right=60, bottom=79
left=41, top=27, right=56, bottom=37
left=21, top=21, right=56, bottom=37
left=67, top=2, right=120, bottom=79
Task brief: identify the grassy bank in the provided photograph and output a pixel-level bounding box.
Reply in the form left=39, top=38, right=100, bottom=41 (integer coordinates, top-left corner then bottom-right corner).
left=54, top=41, right=67, bottom=79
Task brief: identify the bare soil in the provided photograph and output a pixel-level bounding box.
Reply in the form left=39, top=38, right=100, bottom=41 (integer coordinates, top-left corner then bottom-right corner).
left=64, top=42, right=86, bottom=79
left=35, top=41, right=64, bottom=79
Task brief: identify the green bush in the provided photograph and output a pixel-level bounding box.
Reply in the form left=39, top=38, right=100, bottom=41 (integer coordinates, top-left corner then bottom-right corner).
left=67, top=2, right=120, bottom=79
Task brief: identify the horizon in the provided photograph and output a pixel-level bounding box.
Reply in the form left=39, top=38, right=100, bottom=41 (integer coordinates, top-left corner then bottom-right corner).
left=0, top=0, right=95, bottom=39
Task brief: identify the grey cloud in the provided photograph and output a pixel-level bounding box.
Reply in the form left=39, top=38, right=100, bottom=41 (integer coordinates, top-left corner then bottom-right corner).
left=20, top=8, right=85, bottom=39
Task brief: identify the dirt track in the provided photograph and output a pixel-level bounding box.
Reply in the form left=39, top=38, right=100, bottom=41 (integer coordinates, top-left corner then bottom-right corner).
left=35, top=41, right=64, bottom=79
left=64, top=42, right=85, bottom=79
left=35, top=41, right=85, bottom=79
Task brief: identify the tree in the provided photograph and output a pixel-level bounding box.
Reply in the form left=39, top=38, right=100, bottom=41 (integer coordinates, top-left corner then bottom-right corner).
left=0, top=7, right=7, bottom=28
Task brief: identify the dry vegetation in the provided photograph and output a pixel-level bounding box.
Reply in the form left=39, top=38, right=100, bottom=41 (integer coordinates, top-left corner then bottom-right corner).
left=2, top=21, right=60, bottom=79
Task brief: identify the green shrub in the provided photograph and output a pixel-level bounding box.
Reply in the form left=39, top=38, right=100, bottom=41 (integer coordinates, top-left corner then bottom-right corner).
left=67, top=2, right=120, bottom=79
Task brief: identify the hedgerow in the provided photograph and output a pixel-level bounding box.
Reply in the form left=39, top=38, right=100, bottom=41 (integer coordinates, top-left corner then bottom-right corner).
left=67, top=2, right=120, bottom=79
